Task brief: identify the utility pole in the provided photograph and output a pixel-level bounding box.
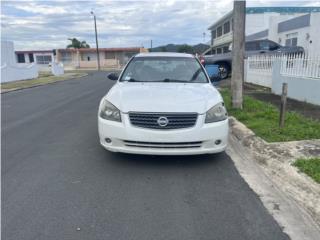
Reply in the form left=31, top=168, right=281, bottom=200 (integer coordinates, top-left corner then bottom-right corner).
left=203, top=32, right=206, bottom=43
left=91, top=11, right=100, bottom=70
left=231, top=0, right=246, bottom=109
left=150, top=40, right=153, bottom=51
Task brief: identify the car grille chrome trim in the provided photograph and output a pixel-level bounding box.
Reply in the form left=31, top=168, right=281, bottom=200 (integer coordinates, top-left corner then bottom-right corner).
left=123, top=140, right=202, bottom=148
left=128, top=112, right=198, bottom=129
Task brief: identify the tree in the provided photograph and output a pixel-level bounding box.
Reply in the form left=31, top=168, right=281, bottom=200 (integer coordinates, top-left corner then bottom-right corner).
left=177, top=44, right=194, bottom=54
left=67, top=38, right=90, bottom=49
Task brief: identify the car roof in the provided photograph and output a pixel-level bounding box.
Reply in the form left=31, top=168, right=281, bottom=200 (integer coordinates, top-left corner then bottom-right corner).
left=135, top=52, right=194, bottom=58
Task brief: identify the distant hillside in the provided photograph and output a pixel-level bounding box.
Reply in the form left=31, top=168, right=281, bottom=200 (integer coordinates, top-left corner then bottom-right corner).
left=149, top=43, right=210, bottom=54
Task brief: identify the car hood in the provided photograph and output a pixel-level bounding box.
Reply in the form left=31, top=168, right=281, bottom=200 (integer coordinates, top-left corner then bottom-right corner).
left=105, top=82, right=223, bottom=114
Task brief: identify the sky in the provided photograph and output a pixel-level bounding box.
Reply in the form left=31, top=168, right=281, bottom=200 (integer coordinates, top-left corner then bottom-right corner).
left=1, top=0, right=320, bottom=50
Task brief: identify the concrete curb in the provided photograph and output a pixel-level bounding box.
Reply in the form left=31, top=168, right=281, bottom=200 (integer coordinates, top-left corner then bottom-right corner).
left=228, top=116, right=320, bottom=228
left=1, top=73, right=89, bottom=94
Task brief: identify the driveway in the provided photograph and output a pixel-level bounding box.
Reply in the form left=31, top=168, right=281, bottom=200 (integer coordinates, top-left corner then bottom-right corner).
left=2, top=71, right=289, bottom=240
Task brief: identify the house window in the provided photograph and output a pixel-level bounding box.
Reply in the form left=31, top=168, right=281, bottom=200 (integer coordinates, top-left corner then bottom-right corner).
left=216, top=48, right=222, bottom=54
left=285, top=32, right=298, bottom=47
left=285, top=38, right=298, bottom=47
left=223, top=21, right=230, bottom=34
left=28, top=53, right=34, bottom=63
left=36, top=55, right=52, bottom=64
left=217, top=26, right=222, bottom=37
left=17, top=53, right=25, bottom=63
left=205, top=49, right=215, bottom=55
left=223, top=46, right=230, bottom=53
left=212, top=30, right=216, bottom=39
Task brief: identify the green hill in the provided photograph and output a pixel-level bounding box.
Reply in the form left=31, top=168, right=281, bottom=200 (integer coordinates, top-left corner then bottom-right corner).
left=149, top=43, right=210, bottom=54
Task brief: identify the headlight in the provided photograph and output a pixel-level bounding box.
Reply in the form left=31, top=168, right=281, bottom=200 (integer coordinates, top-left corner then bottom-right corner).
left=205, top=102, right=228, bottom=123
left=99, top=100, right=121, bottom=122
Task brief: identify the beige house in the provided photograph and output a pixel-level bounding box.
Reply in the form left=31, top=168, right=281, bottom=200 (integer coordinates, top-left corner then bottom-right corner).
left=56, top=47, right=148, bottom=69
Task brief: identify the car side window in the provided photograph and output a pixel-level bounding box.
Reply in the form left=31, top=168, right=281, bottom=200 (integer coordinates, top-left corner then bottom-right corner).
left=268, top=41, right=279, bottom=50
left=259, top=41, right=270, bottom=51
left=246, top=42, right=258, bottom=51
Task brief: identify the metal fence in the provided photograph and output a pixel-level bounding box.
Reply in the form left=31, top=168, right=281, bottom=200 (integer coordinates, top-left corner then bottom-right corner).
left=245, top=55, right=277, bottom=87
left=246, top=53, right=320, bottom=79
left=280, top=53, right=320, bottom=79
left=247, top=54, right=277, bottom=72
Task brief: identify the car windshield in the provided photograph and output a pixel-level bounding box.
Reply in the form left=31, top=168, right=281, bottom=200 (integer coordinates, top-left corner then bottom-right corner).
left=120, top=56, right=209, bottom=83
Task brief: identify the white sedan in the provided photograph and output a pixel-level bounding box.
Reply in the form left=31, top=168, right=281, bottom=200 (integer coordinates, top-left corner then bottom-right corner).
left=98, top=52, right=228, bottom=155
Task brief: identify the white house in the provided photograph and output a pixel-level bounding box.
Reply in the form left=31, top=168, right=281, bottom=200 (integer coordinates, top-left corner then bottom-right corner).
left=15, top=50, right=54, bottom=71
left=206, top=7, right=320, bottom=55
left=246, top=12, right=320, bottom=55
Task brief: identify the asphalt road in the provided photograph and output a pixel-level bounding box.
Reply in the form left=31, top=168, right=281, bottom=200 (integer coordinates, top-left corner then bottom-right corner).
left=2, top=71, right=290, bottom=240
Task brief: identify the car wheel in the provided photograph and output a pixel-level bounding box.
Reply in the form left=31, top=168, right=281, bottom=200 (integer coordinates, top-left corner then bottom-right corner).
left=218, top=64, right=229, bottom=79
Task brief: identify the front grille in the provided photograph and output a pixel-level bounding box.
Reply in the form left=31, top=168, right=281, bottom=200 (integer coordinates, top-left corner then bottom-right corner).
left=128, top=112, right=198, bottom=130
left=123, top=140, right=202, bottom=148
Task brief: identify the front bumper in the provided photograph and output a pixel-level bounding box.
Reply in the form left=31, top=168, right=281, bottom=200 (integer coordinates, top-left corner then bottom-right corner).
left=98, top=113, right=228, bottom=155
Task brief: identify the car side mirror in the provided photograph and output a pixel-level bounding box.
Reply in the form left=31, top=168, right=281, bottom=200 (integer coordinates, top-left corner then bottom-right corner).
left=107, top=72, right=119, bottom=81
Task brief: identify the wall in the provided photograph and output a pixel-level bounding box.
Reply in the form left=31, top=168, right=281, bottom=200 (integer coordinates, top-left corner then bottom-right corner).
left=267, top=14, right=302, bottom=43
left=272, top=76, right=320, bottom=105
left=1, top=41, right=16, bottom=66
left=308, top=13, right=320, bottom=56
left=1, top=63, right=38, bottom=83
left=275, top=13, right=320, bottom=54
left=60, top=50, right=138, bottom=69
left=246, top=13, right=277, bottom=35
left=245, top=58, right=320, bottom=105
left=271, top=60, right=320, bottom=105
left=276, top=19, right=311, bottom=52
left=79, top=59, right=120, bottom=68
left=51, top=62, right=64, bottom=76
left=1, top=41, right=39, bottom=82
left=80, top=52, right=97, bottom=61
left=245, top=70, right=272, bottom=88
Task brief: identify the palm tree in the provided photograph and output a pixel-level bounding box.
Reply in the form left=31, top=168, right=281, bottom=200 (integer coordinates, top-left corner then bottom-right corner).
left=67, top=38, right=90, bottom=49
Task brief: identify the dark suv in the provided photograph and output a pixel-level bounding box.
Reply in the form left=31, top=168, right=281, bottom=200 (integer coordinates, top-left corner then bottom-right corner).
left=202, top=39, right=304, bottom=79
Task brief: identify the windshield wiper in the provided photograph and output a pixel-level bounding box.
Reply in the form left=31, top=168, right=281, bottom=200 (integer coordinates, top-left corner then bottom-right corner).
left=161, top=78, right=188, bottom=83
left=126, top=78, right=141, bottom=82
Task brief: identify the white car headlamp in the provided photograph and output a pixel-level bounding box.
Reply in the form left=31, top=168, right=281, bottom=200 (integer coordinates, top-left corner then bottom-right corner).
left=99, top=100, right=121, bottom=122
left=205, top=102, right=228, bottom=123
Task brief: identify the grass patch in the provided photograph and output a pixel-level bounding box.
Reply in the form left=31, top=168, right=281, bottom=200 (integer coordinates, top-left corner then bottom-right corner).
left=1, top=71, right=87, bottom=92
left=220, top=88, right=320, bottom=142
left=293, top=158, right=320, bottom=183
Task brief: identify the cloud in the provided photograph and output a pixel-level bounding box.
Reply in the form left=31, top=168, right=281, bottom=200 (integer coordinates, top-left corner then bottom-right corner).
left=1, top=0, right=318, bottom=50
left=12, top=3, right=67, bottom=15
